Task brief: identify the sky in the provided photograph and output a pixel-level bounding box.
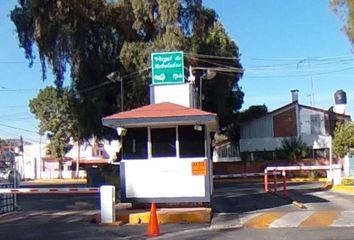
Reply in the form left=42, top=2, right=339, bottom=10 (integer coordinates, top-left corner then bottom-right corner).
left=1, top=0, right=354, bottom=143
left=203, top=0, right=354, bottom=113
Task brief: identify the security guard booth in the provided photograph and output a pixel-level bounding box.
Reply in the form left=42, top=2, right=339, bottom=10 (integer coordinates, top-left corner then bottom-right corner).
left=102, top=101, right=218, bottom=203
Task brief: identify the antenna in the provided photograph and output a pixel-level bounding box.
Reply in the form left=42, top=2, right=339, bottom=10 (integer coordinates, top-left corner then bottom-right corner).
left=307, top=59, right=315, bottom=106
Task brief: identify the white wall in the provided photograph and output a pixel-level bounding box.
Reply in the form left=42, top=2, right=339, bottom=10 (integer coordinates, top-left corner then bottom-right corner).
left=21, top=143, right=46, bottom=179
left=123, top=158, right=208, bottom=198
left=150, top=83, right=196, bottom=108
left=301, top=134, right=331, bottom=149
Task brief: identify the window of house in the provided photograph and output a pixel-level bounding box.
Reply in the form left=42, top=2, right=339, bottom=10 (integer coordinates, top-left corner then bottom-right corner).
left=313, top=148, right=329, bottom=159
left=123, top=127, right=148, bottom=159
left=310, top=114, right=321, bottom=134
left=179, top=125, right=205, bottom=158
left=151, top=127, right=176, bottom=157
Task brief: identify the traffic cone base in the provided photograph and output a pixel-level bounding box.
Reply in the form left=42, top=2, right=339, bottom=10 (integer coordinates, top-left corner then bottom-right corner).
left=146, top=203, right=160, bottom=237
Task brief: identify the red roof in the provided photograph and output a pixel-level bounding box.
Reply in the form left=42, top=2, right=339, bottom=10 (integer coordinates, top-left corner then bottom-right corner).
left=103, top=102, right=216, bottom=120
left=73, top=159, right=109, bottom=164
left=42, top=156, right=73, bottom=162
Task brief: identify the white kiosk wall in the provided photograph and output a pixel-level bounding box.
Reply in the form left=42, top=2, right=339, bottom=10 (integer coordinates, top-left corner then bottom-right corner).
left=120, top=158, right=211, bottom=203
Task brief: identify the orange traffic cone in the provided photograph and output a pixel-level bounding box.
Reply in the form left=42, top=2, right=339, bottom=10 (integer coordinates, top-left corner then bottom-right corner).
left=146, top=203, right=160, bottom=237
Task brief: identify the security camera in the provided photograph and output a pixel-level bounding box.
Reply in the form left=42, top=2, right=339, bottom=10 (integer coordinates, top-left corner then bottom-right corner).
left=117, top=127, right=127, bottom=136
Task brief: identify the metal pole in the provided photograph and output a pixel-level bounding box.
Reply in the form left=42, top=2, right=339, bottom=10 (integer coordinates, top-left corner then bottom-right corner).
left=282, top=170, right=287, bottom=197
left=265, top=170, right=268, bottom=192
left=199, top=75, right=203, bottom=109
left=273, top=170, right=277, bottom=192
left=329, top=136, right=333, bottom=184
left=39, top=134, right=42, bottom=179
left=13, top=157, right=17, bottom=209
left=120, top=78, right=124, bottom=111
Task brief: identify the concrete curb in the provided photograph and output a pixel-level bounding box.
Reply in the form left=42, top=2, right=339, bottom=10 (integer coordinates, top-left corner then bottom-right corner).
left=94, top=207, right=212, bottom=225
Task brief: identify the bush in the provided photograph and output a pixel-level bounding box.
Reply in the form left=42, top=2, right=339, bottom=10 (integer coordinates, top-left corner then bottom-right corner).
left=342, top=178, right=354, bottom=185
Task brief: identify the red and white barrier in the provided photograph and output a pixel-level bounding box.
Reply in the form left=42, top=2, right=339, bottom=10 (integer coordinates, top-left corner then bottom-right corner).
left=213, top=172, right=269, bottom=179
left=264, top=165, right=341, bottom=197
left=0, top=187, right=100, bottom=194
left=266, top=165, right=332, bottom=171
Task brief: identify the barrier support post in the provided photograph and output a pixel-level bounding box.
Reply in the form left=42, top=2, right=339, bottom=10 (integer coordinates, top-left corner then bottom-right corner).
left=273, top=170, right=277, bottom=192
left=264, top=169, right=268, bottom=192
left=282, top=170, right=287, bottom=197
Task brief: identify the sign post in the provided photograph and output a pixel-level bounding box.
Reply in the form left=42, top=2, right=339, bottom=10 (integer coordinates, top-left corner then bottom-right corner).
left=151, top=51, right=184, bottom=85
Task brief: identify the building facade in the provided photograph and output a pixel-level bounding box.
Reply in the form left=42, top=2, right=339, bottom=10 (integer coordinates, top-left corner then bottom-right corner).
left=240, top=100, right=351, bottom=160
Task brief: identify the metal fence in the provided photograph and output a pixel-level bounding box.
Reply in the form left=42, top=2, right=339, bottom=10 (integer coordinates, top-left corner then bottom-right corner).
left=0, top=182, right=14, bottom=214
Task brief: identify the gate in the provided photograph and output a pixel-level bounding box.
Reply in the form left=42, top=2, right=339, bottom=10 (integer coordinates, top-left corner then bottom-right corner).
left=0, top=182, right=14, bottom=214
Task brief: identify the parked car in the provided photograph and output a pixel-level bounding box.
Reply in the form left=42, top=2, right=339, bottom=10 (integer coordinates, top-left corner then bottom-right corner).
left=0, top=161, right=20, bottom=186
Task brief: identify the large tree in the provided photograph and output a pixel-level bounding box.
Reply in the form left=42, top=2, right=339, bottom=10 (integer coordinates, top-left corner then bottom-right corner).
left=331, top=0, right=354, bottom=44
left=11, top=0, right=243, bottom=139
left=29, top=87, right=77, bottom=178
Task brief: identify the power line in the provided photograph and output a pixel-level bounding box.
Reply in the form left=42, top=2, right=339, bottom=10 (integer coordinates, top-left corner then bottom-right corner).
left=78, top=67, right=151, bottom=94
left=244, top=66, right=354, bottom=78
left=0, top=123, right=38, bottom=134
left=186, top=55, right=244, bottom=73
left=185, top=52, right=240, bottom=60
left=248, top=54, right=354, bottom=62
left=0, top=88, right=39, bottom=92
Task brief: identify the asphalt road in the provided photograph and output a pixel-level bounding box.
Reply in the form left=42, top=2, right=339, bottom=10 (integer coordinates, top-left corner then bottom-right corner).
left=1, top=181, right=354, bottom=240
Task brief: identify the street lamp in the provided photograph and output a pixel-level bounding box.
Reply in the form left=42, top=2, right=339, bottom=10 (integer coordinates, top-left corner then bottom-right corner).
left=199, top=69, right=216, bottom=109
left=107, top=71, right=124, bottom=111
left=188, top=65, right=244, bottom=109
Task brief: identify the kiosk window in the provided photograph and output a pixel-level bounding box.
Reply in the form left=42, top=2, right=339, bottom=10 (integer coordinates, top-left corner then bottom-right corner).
left=151, top=128, right=176, bottom=157
left=179, top=125, right=205, bottom=157
left=123, top=127, right=148, bottom=159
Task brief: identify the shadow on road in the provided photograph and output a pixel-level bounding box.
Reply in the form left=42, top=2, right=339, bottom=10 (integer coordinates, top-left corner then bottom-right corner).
left=211, top=181, right=329, bottom=213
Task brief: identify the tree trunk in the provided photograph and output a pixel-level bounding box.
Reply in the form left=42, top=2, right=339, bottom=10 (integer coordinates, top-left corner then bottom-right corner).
left=58, top=159, right=63, bottom=179
left=75, top=141, right=81, bottom=178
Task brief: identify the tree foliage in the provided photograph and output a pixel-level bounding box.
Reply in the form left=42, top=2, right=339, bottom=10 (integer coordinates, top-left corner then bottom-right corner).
left=331, top=0, right=354, bottom=45
left=29, top=87, right=77, bottom=176
left=280, top=137, right=309, bottom=161
left=332, top=122, right=354, bottom=158
left=238, top=105, right=268, bottom=122
left=11, top=0, right=244, bottom=139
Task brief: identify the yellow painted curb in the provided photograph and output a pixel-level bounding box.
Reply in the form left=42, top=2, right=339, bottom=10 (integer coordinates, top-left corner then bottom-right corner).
left=116, top=207, right=212, bottom=224
left=332, top=185, right=354, bottom=195
left=289, top=177, right=328, bottom=183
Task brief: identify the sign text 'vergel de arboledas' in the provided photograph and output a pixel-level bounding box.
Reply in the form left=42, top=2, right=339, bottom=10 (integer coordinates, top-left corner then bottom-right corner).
left=151, top=51, right=184, bottom=85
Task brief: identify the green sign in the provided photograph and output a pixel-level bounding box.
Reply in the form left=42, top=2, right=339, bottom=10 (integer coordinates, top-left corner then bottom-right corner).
left=151, top=51, right=184, bottom=85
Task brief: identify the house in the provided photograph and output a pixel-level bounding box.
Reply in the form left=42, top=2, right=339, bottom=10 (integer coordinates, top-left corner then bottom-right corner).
left=18, top=139, right=119, bottom=180
left=239, top=90, right=351, bottom=161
